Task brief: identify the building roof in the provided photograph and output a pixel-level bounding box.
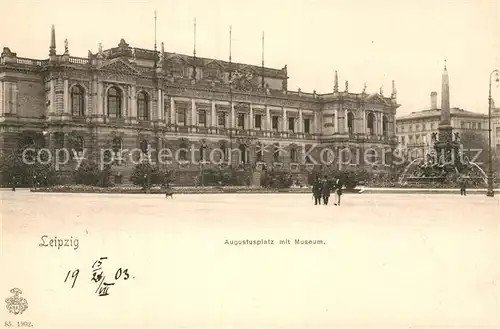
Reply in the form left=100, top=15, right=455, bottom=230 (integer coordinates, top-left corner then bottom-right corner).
left=396, top=107, right=488, bottom=121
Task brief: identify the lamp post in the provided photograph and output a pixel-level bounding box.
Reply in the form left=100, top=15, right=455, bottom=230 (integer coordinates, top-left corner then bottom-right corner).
left=486, top=69, right=499, bottom=197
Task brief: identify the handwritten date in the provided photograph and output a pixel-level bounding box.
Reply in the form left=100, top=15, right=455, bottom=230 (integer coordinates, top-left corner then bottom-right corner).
left=64, top=257, right=133, bottom=296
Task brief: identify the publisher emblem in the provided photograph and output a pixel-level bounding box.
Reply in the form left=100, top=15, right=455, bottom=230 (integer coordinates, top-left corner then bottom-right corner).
left=5, top=288, right=28, bottom=315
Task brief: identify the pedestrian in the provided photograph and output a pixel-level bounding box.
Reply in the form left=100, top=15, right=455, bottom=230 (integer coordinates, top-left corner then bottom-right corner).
left=11, top=176, right=16, bottom=192
left=334, top=177, right=343, bottom=206
left=312, top=176, right=322, bottom=205
left=322, top=175, right=331, bottom=205
left=460, top=176, right=467, bottom=196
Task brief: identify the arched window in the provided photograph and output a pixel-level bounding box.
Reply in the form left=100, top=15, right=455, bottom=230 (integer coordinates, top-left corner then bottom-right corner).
left=347, top=112, right=354, bottom=134
left=178, top=142, right=189, bottom=161
left=137, top=92, right=149, bottom=121
left=273, top=143, right=280, bottom=162
left=200, top=145, right=207, bottom=161
left=382, top=115, right=388, bottom=137
left=140, top=140, right=149, bottom=154
left=239, top=144, right=247, bottom=164
left=367, top=112, right=375, bottom=135
left=290, top=148, right=297, bottom=163
left=71, top=85, right=85, bottom=116
left=112, top=137, right=122, bottom=153
left=256, top=143, right=263, bottom=162
left=23, top=136, right=34, bottom=147
left=74, top=136, right=84, bottom=154
left=107, top=87, right=122, bottom=118
left=220, top=144, right=227, bottom=161
left=366, top=149, right=377, bottom=165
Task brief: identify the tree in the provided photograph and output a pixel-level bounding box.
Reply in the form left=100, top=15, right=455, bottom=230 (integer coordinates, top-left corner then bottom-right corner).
left=459, top=130, right=490, bottom=166
left=130, top=162, right=174, bottom=190
left=73, top=160, right=113, bottom=187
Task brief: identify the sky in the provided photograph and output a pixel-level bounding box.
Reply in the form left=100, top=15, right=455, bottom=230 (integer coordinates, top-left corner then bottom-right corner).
left=1, top=0, right=499, bottom=115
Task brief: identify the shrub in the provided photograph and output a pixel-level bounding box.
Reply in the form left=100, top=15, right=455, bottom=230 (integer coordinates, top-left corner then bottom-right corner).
left=0, top=147, right=58, bottom=187
left=261, top=170, right=293, bottom=188
left=73, top=161, right=113, bottom=187
left=130, top=162, right=174, bottom=188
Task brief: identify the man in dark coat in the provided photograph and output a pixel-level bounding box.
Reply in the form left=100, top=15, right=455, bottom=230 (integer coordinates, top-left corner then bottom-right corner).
left=322, top=176, right=331, bottom=205
left=312, top=176, right=322, bottom=205
left=334, top=177, right=343, bottom=206
left=459, top=176, right=467, bottom=196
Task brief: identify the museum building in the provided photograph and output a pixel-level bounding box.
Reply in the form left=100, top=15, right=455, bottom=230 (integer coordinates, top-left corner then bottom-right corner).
left=0, top=26, right=399, bottom=185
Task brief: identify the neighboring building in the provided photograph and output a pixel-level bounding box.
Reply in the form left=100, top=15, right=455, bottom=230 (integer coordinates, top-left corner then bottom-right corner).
left=396, top=67, right=488, bottom=160
left=0, top=26, right=399, bottom=185
left=491, top=100, right=500, bottom=151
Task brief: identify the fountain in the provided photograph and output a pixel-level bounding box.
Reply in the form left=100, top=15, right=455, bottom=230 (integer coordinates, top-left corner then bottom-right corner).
left=399, top=63, right=488, bottom=186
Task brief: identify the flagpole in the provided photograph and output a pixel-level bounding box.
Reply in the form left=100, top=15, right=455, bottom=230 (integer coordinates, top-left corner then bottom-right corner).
left=229, top=25, right=233, bottom=168
left=261, top=31, right=265, bottom=89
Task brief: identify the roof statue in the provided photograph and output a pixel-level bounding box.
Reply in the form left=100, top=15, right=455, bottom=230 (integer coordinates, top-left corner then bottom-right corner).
left=64, top=39, right=69, bottom=54
left=344, top=80, right=348, bottom=93
left=362, top=82, right=367, bottom=94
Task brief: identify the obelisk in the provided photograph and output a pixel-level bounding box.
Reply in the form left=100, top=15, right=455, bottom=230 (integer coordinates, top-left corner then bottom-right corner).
left=438, top=61, right=453, bottom=143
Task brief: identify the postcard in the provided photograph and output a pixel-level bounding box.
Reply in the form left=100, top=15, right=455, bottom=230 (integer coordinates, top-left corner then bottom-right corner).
left=1, top=0, right=499, bottom=328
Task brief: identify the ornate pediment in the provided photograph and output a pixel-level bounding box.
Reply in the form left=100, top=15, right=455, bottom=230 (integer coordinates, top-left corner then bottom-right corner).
left=166, top=54, right=187, bottom=64
left=98, top=58, right=141, bottom=76
left=365, top=93, right=388, bottom=105
left=238, top=65, right=257, bottom=74
left=205, top=59, right=225, bottom=69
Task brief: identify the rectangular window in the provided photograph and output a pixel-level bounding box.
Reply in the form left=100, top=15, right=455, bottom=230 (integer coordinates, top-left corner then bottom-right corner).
left=198, top=110, right=206, bottom=127
left=255, top=114, right=262, bottom=129
left=304, top=119, right=311, bottom=134
left=238, top=113, right=245, bottom=129
left=272, top=116, right=279, bottom=130
left=177, top=110, right=186, bottom=125
left=288, top=117, right=295, bottom=132
left=217, top=112, right=225, bottom=127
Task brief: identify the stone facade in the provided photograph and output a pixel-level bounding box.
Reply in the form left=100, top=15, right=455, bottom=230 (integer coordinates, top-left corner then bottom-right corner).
left=0, top=28, right=399, bottom=185
left=396, top=91, right=489, bottom=159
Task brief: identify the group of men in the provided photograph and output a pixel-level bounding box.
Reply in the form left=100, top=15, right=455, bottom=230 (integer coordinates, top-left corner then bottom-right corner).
left=312, top=176, right=343, bottom=206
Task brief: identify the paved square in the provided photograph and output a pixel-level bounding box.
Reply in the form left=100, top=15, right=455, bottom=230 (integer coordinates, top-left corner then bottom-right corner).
left=2, top=190, right=499, bottom=328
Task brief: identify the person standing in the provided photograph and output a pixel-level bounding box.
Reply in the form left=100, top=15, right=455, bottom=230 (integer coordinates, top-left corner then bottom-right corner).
left=312, top=176, right=322, bottom=205
left=11, top=176, right=16, bottom=192
left=459, top=176, right=467, bottom=196
left=334, top=177, right=343, bottom=206
left=322, top=176, right=331, bottom=205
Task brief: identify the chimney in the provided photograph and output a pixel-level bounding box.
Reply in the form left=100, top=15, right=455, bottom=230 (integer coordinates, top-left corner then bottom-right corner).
left=430, top=91, right=438, bottom=109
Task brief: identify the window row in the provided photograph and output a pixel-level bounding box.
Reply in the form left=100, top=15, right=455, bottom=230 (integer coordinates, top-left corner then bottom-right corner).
left=70, top=85, right=150, bottom=120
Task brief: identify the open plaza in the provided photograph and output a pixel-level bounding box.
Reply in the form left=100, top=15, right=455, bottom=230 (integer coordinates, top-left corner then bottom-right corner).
left=2, top=189, right=499, bottom=328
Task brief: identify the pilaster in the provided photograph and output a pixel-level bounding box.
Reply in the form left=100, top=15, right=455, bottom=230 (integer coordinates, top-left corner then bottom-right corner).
left=298, top=109, right=303, bottom=133
left=211, top=101, right=216, bottom=127
left=249, top=104, right=254, bottom=130
left=130, top=85, right=137, bottom=121
left=344, top=108, right=348, bottom=133
left=191, top=99, right=197, bottom=131
left=266, top=106, right=271, bottom=132
left=282, top=107, right=287, bottom=132
left=63, top=79, right=69, bottom=114
left=334, top=109, right=339, bottom=133
left=0, top=81, right=3, bottom=115
left=170, top=98, right=176, bottom=125
left=230, top=102, right=235, bottom=129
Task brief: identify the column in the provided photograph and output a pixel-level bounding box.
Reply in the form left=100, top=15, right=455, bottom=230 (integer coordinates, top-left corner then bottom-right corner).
left=50, top=80, right=56, bottom=114
left=130, top=86, right=137, bottom=119
left=298, top=109, right=303, bottom=133
left=344, top=107, right=347, bottom=133
left=11, top=83, right=17, bottom=114
left=158, top=90, right=163, bottom=121
left=97, top=82, right=104, bottom=116
left=170, top=98, right=176, bottom=125
left=334, top=108, right=339, bottom=133
left=392, top=115, right=396, bottom=137
left=63, top=79, right=69, bottom=114
left=314, top=111, right=318, bottom=133
left=0, top=81, right=3, bottom=115
left=211, top=101, right=216, bottom=126
left=282, top=107, right=287, bottom=131
left=362, top=109, right=366, bottom=134
left=266, top=106, right=271, bottom=130
left=231, top=103, right=235, bottom=129
left=377, top=112, right=382, bottom=135
left=191, top=99, right=197, bottom=126
left=249, top=104, right=254, bottom=130
left=91, top=77, right=97, bottom=117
